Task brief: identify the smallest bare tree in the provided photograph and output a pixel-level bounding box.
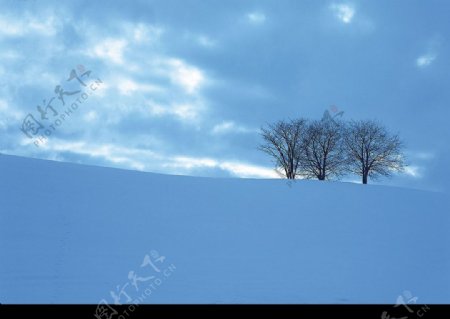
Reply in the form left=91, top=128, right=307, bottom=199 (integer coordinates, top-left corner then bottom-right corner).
left=259, top=119, right=307, bottom=179
left=343, top=120, right=406, bottom=184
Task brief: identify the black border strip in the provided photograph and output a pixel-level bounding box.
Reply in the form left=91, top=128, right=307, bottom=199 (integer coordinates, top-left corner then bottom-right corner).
left=1, top=304, right=449, bottom=319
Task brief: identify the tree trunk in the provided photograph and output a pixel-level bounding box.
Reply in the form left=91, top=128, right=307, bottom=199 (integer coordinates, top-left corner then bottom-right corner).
left=287, top=171, right=295, bottom=179
left=362, top=174, right=368, bottom=184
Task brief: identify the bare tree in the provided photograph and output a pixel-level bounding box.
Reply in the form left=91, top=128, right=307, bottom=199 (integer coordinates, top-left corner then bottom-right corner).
left=343, top=120, right=406, bottom=184
left=300, top=119, right=346, bottom=180
left=259, top=119, right=307, bottom=179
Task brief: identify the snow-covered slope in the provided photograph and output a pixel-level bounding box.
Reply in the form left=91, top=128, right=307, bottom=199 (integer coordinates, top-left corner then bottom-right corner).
left=0, top=154, right=449, bottom=303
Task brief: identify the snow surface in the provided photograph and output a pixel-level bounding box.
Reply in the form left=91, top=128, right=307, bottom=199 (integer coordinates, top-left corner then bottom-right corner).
left=0, top=154, right=449, bottom=304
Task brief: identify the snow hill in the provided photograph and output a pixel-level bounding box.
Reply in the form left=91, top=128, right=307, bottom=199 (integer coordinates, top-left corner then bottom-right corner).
left=0, top=154, right=449, bottom=304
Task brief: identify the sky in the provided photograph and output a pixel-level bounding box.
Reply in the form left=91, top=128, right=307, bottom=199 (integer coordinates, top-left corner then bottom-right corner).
left=0, top=0, right=449, bottom=191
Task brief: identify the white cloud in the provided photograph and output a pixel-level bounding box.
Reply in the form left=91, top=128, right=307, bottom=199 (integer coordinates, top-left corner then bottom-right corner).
left=28, top=18, right=59, bottom=36
left=132, top=24, right=163, bottom=43
left=88, top=38, right=128, bottom=64
left=146, top=102, right=166, bottom=116
left=330, top=3, right=355, bottom=24
left=172, top=104, right=199, bottom=120
left=167, top=59, right=204, bottom=94
left=169, top=156, right=218, bottom=170
left=247, top=12, right=266, bottom=25
left=404, top=166, right=422, bottom=178
left=0, top=17, right=23, bottom=36
left=147, top=101, right=202, bottom=122
left=407, top=151, right=435, bottom=160
left=197, top=35, right=216, bottom=48
left=79, top=25, right=209, bottom=124
left=416, top=53, right=436, bottom=68
left=218, top=162, right=278, bottom=178
left=167, top=156, right=279, bottom=178
left=0, top=99, right=9, bottom=112
left=81, top=23, right=163, bottom=66
left=0, top=14, right=59, bottom=37
left=212, top=121, right=257, bottom=135
left=35, top=140, right=278, bottom=179
left=39, top=141, right=155, bottom=171
left=83, top=111, right=98, bottom=122
left=212, top=121, right=235, bottom=134
left=117, top=78, right=162, bottom=96
left=416, top=36, right=442, bottom=69
left=182, top=32, right=217, bottom=48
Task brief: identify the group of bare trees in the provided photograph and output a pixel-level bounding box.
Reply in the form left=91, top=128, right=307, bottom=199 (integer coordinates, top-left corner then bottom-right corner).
left=259, top=117, right=406, bottom=184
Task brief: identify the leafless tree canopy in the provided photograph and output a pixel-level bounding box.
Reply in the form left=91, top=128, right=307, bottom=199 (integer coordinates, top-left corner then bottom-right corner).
left=260, top=117, right=406, bottom=184
left=259, top=119, right=307, bottom=179
left=300, top=119, right=347, bottom=180
left=343, top=120, right=405, bottom=184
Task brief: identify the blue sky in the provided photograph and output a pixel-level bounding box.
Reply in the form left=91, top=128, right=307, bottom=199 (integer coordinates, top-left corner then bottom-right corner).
left=0, top=0, right=449, bottom=191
